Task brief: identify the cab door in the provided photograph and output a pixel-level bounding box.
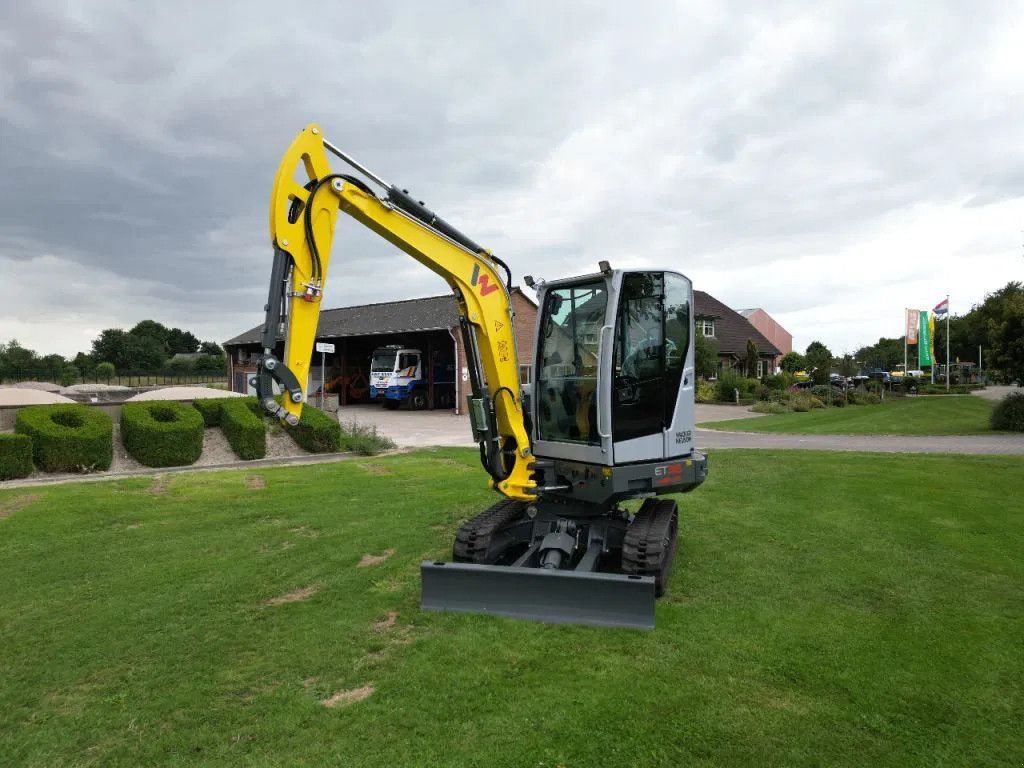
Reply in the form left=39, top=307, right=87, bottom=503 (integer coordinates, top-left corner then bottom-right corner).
left=610, top=271, right=694, bottom=463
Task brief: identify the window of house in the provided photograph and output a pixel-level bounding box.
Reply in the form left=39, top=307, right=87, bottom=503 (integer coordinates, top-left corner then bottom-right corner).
left=757, top=359, right=764, bottom=378
left=519, top=365, right=533, bottom=385
left=698, top=319, right=715, bottom=337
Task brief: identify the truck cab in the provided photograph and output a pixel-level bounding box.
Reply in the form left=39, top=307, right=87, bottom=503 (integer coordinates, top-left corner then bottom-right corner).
left=369, top=345, right=421, bottom=408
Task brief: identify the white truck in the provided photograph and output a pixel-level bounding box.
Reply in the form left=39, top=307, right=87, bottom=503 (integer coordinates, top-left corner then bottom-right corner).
left=369, top=345, right=455, bottom=410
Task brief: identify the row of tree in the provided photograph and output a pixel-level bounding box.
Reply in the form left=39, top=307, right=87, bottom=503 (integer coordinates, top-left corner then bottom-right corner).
left=692, top=280, right=1022, bottom=385
left=836, top=281, right=1023, bottom=382
left=0, top=320, right=227, bottom=382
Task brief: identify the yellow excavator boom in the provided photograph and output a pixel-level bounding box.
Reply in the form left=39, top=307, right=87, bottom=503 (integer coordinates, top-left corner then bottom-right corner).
left=256, top=124, right=535, bottom=501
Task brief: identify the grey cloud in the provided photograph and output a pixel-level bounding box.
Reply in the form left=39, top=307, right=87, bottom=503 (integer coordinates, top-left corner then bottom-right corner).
left=1, top=1, right=1022, bottom=356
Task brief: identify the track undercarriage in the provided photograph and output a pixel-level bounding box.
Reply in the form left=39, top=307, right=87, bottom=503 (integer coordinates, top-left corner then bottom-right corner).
left=421, top=496, right=681, bottom=629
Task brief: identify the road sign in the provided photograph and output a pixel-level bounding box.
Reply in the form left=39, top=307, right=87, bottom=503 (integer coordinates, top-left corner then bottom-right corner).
left=315, top=342, right=335, bottom=354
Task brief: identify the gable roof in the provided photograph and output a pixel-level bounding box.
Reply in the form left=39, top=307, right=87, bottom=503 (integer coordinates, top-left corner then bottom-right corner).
left=694, top=290, right=780, bottom=357
left=224, top=294, right=459, bottom=347
left=224, top=288, right=536, bottom=347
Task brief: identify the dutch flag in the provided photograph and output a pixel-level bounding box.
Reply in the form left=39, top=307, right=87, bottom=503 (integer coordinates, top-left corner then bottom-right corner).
left=933, top=297, right=949, bottom=317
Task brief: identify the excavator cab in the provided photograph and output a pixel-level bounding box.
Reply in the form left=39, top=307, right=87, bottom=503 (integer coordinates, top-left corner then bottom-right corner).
left=532, top=268, right=696, bottom=466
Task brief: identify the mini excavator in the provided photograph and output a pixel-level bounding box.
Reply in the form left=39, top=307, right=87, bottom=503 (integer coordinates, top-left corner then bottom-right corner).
left=255, top=124, right=708, bottom=629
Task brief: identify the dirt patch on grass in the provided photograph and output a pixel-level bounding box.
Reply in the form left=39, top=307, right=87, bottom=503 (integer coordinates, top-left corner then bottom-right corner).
left=289, top=526, right=319, bottom=538
left=245, top=475, right=266, bottom=489
left=147, top=475, right=171, bottom=494
left=126, top=522, right=143, bottom=530
left=372, top=611, right=397, bottom=633
left=0, top=493, right=41, bottom=521
left=358, top=463, right=392, bottom=476
left=263, top=585, right=319, bottom=606
left=357, top=548, right=395, bottom=568
left=320, top=684, right=374, bottom=708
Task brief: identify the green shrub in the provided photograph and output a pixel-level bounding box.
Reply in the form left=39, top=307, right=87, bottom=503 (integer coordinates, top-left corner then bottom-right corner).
left=60, top=365, right=79, bottom=387
left=283, top=402, right=341, bottom=453
left=751, top=401, right=789, bottom=415
left=762, top=373, right=794, bottom=391
left=991, top=392, right=1024, bottom=432
left=715, top=370, right=758, bottom=402
left=95, top=362, right=116, bottom=380
left=696, top=380, right=716, bottom=403
left=15, top=404, right=113, bottom=472
left=0, top=433, right=34, bottom=480
left=220, top=399, right=266, bottom=460
left=919, top=384, right=969, bottom=395
left=192, top=396, right=260, bottom=427
left=338, top=420, right=396, bottom=455
left=851, top=391, right=882, bottom=406
left=121, top=401, right=204, bottom=467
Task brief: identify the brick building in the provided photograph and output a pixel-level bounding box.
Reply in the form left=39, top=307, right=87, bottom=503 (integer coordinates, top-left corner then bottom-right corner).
left=738, top=307, right=793, bottom=369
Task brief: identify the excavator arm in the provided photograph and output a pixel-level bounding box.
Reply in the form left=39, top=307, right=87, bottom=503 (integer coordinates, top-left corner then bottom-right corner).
left=255, top=124, right=535, bottom=501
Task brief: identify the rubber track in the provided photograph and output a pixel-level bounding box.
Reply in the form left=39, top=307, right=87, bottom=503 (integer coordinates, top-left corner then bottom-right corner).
left=621, top=499, right=678, bottom=597
left=452, top=499, right=527, bottom=563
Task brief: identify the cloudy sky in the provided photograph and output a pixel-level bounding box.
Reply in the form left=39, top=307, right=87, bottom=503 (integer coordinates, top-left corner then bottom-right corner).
left=1, top=1, right=1022, bottom=358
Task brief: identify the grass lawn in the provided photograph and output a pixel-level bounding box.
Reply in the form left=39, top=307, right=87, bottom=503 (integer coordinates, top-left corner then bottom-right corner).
left=1, top=450, right=1021, bottom=767
left=701, top=395, right=996, bottom=435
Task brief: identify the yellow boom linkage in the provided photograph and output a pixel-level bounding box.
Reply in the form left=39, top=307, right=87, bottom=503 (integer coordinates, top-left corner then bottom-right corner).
left=258, top=124, right=535, bottom=501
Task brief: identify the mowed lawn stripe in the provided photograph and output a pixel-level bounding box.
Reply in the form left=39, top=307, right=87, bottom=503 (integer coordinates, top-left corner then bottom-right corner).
left=0, top=449, right=1021, bottom=767
left=700, top=394, right=996, bottom=435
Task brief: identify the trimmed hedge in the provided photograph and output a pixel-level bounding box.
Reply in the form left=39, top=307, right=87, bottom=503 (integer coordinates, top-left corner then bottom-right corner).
left=15, top=404, right=113, bottom=473
left=991, top=392, right=1024, bottom=432
left=283, top=402, right=341, bottom=453
left=121, top=401, right=204, bottom=467
left=191, top=396, right=261, bottom=427
left=0, top=433, right=34, bottom=480
left=220, top=399, right=266, bottom=460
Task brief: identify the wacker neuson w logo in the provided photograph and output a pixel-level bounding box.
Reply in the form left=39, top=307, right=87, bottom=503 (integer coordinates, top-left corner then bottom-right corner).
left=471, top=264, right=498, bottom=296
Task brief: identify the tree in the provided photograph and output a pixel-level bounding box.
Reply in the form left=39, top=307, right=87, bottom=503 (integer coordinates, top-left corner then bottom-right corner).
left=779, top=351, right=805, bottom=373
left=805, top=341, right=833, bottom=384
left=0, top=339, right=38, bottom=372
left=695, top=329, right=718, bottom=379
left=855, top=337, right=904, bottom=370
left=744, top=338, right=759, bottom=378
left=194, top=354, right=226, bottom=374
left=91, top=329, right=133, bottom=370
left=168, top=327, right=200, bottom=355
left=125, top=335, right=168, bottom=371
left=199, top=341, right=223, bottom=357
left=839, top=354, right=857, bottom=378
left=91, top=329, right=167, bottom=371
left=72, top=352, right=95, bottom=377
left=39, top=353, right=66, bottom=378
left=95, top=362, right=115, bottom=382
left=130, top=320, right=171, bottom=352
left=980, top=282, right=1024, bottom=382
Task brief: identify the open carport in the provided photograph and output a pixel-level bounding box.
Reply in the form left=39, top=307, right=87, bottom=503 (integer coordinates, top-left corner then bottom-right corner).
left=224, top=291, right=538, bottom=413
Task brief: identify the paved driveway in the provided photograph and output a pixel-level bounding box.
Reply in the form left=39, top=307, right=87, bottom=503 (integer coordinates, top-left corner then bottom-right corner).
left=339, top=403, right=1023, bottom=455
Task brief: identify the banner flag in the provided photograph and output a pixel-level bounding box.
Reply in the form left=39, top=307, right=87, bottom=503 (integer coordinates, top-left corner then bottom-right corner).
left=906, top=309, right=920, bottom=344
left=918, top=311, right=933, bottom=367
left=933, top=297, right=949, bottom=317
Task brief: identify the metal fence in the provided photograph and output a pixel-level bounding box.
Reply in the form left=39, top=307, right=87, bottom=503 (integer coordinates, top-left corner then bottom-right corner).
left=0, top=370, right=229, bottom=388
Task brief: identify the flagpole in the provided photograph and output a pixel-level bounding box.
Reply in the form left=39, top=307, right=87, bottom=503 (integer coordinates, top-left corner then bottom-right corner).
left=946, top=294, right=950, bottom=391
left=904, top=309, right=908, bottom=376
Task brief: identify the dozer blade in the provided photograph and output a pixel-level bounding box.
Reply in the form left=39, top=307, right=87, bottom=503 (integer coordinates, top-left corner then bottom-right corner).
left=420, top=561, right=656, bottom=630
